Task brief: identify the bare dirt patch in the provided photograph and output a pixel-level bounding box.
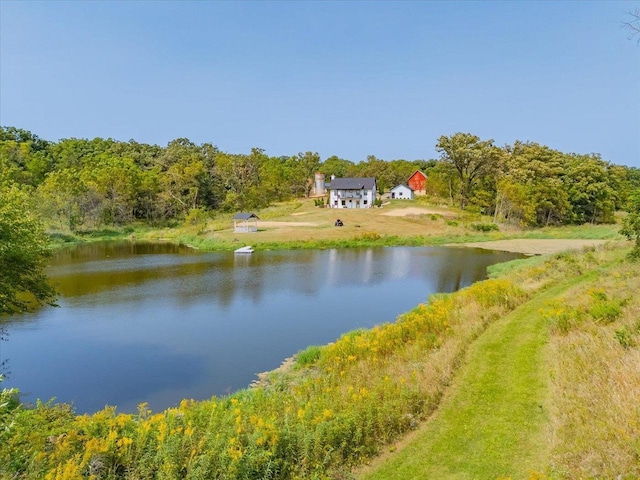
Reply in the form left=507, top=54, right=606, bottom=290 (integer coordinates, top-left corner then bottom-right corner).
left=381, top=207, right=456, bottom=218
left=259, top=221, right=318, bottom=227
left=458, top=239, right=610, bottom=255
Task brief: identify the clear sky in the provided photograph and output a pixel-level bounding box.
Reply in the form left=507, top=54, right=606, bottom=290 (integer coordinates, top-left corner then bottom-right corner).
left=1, top=1, right=639, bottom=167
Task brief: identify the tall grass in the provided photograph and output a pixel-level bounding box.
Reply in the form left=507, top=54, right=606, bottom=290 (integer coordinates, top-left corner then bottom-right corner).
left=545, top=258, right=640, bottom=478
left=0, top=278, right=528, bottom=479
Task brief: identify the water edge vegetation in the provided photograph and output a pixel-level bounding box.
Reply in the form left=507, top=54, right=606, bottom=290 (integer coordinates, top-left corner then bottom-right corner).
left=1, top=242, right=639, bottom=479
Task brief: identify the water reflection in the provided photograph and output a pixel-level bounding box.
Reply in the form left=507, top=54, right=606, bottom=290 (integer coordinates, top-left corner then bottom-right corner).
left=2, top=241, right=522, bottom=414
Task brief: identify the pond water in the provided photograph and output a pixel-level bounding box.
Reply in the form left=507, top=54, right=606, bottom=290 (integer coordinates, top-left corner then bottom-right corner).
left=0, top=242, right=522, bottom=414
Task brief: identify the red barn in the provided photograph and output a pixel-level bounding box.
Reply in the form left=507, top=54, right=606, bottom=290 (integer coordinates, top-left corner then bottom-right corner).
left=407, top=170, right=427, bottom=195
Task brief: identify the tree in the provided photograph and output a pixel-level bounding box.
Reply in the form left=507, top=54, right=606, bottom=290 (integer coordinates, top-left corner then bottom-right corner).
left=563, top=154, right=617, bottom=224
left=321, top=156, right=354, bottom=179
left=621, top=189, right=640, bottom=259
left=287, top=151, right=321, bottom=198
left=436, top=133, right=500, bottom=209
left=81, top=156, right=142, bottom=224
left=0, top=187, right=56, bottom=314
left=623, top=8, right=640, bottom=44
left=38, top=169, right=92, bottom=230
left=498, top=142, right=571, bottom=226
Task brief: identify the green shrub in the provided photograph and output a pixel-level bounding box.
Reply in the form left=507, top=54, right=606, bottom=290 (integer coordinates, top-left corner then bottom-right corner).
left=470, top=223, right=499, bottom=232
left=614, top=327, right=635, bottom=348
left=295, top=345, right=323, bottom=368
left=589, top=301, right=622, bottom=324
left=540, top=301, right=584, bottom=334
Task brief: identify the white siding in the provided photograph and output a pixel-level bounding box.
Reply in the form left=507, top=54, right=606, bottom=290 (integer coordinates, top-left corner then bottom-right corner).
left=390, top=185, right=414, bottom=200
left=330, top=186, right=376, bottom=208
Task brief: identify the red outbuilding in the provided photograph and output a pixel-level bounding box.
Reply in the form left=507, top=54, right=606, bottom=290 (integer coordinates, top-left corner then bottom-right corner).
left=407, top=170, right=427, bottom=195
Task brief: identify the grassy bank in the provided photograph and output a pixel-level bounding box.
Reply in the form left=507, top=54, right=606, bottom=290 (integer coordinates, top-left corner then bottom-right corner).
left=359, top=264, right=604, bottom=479
left=3, top=237, right=638, bottom=478
left=360, top=246, right=640, bottom=479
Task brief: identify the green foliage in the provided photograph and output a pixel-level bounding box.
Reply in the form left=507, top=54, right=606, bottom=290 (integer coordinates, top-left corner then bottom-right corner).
left=614, top=327, right=635, bottom=348
left=487, top=255, right=546, bottom=279
left=0, top=186, right=56, bottom=313
left=621, top=188, right=640, bottom=258
left=540, top=301, right=584, bottom=334
left=436, top=133, right=501, bottom=209
left=589, top=300, right=622, bottom=324
left=469, top=222, right=499, bottom=232
left=184, top=208, right=209, bottom=230
left=295, top=345, right=323, bottom=368
left=1, top=127, right=633, bottom=233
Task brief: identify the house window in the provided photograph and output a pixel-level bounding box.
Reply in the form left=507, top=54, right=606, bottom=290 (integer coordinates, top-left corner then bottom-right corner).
left=341, top=200, right=345, bottom=206
left=364, top=200, right=368, bottom=205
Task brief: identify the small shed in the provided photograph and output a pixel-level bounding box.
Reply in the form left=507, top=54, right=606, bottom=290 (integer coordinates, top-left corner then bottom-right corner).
left=233, top=212, right=259, bottom=233
left=390, top=184, right=414, bottom=200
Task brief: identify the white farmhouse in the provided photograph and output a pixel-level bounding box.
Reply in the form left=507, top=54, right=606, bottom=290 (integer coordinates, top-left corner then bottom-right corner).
left=390, top=184, right=414, bottom=200
left=328, top=177, right=377, bottom=209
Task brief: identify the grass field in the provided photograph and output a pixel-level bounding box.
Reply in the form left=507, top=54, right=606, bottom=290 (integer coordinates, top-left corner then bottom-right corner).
left=49, top=197, right=623, bottom=253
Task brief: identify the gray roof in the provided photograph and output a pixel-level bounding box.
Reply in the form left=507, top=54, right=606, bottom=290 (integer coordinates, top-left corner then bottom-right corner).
left=328, top=177, right=376, bottom=190
left=233, top=212, right=259, bottom=220
left=391, top=184, right=414, bottom=191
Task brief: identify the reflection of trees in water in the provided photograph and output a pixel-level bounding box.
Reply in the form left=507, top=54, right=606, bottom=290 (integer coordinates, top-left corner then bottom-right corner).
left=40, top=242, right=523, bottom=315
left=50, top=240, right=194, bottom=265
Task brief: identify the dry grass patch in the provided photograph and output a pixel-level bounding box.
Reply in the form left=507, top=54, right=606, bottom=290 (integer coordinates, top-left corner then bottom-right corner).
left=547, top=259, right=640, bottom=479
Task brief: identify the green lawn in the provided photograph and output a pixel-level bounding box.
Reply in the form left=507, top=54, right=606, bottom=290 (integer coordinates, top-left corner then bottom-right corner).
left=360, top=272, right=599, bottom=479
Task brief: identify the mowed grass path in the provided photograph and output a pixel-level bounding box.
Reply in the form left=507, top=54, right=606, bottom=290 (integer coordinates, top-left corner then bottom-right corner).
left=361, top=273, right=597, bottom=480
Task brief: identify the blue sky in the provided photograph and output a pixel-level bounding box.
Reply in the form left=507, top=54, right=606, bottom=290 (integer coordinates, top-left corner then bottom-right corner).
left=1, top=1, right=639, bottom=167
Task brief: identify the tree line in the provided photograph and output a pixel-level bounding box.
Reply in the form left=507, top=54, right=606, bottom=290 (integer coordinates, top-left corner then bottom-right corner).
left=1, top=127, right=638, bottom=231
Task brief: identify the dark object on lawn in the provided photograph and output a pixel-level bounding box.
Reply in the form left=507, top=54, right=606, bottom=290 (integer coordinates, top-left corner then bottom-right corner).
left=335, top=219, right=344, bottom=227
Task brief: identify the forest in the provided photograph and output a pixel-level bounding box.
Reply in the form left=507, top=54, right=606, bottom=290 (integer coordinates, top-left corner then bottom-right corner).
left=1, top=126, right=639, bottom=232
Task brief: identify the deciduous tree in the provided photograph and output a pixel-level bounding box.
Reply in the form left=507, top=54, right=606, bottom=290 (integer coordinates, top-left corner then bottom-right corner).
left=621, top=189, right=640, bottom=258
left=0, top=187, right=56, bottom=313
left=436, top=133, right=500, bottom=209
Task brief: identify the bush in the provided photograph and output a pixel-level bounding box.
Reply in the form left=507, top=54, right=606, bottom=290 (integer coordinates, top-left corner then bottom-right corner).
left=614, top=327, right=635, bottom=348
left=540, top=301, right=584, bottom=334
left=295, top=345, right=323, bottom=367
left=589, top=301, right=622, bottom=324
left=470, top=223, right=499, bottom=232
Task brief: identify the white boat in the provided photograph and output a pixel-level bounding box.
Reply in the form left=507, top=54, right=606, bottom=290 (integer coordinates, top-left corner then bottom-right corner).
left=234, top=246, right=254, bottom=254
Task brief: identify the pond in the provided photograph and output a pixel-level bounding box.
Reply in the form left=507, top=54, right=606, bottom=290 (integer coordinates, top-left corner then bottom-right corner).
left=0, top=241, right=523, bottom=414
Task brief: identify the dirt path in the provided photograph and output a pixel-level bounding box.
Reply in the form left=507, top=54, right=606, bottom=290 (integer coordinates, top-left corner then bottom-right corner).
left=381, top=207, right=456, bottom=218
left=258, top=221, right=318, bottom=227
left=456, top=238, right=610, bottom=255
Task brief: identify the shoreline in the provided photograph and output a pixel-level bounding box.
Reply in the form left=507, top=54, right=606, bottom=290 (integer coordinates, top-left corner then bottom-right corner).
left=448, top=238, right=612, bottom=255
